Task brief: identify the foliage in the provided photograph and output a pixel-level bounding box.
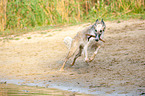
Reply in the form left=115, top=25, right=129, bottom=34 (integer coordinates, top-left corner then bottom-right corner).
left=0, top=0, right=144, bottom=34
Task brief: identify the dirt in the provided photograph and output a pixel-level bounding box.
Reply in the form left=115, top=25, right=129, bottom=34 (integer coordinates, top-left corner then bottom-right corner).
left=0, top=19, right=145, bottom=95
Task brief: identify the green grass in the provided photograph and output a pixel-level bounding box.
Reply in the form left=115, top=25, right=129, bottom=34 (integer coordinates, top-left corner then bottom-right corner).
left=0, top=0, right=144, bottom=36
left=27, top=37, right=32, bottom=39
left=15, top=38, right=20, bottom=40
left=0, top=25, right=56, bottom=37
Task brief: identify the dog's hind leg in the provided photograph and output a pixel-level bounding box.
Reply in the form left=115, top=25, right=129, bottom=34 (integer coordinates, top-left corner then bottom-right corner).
left=89, top=46, right=100, bottom=62
left=60, top=43, right=78, bottom=71
left=60, top=58, right=68, bottom=71
left=84, top=41, right=91, bottom=62
left=71, top=45, right=84, bottom=66
left=60, top=51, right=74, bottom=71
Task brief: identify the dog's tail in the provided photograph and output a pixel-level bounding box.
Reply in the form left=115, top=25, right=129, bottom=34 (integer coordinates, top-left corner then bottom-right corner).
left=64, top=36, right=72, bottom=49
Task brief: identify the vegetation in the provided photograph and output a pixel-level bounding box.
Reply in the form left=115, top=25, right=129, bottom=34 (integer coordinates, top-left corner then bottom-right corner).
left=0, top=0, right=144, bottom=35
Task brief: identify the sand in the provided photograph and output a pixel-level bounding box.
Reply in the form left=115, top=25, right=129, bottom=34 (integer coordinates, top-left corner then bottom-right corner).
left=0, top=19, right=145, bottom=95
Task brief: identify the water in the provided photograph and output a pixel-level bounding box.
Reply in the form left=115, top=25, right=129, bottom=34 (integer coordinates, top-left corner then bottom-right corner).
left=0, top=80, right=91, bottom=96
left=0, top=83, right=89, bottom=96
left=0, top=79, right=143, bottom=96
left=0, top=79, right=101, bottom=94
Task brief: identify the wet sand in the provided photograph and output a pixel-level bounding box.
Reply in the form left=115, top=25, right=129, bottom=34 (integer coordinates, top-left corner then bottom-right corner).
left=0, top=83, right=92, bottom=96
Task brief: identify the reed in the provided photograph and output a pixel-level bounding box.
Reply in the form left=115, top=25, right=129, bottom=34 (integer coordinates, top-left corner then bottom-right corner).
left=0, top=0, right=7, bottom=32
left=0, top=0, right=144, bottom=33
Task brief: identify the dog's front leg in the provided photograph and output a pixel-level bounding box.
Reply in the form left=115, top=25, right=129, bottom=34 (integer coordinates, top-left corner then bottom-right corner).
left=84, top=42, right=89, bottom=62
left=71, top=45, right=83, bottom=66
left=89, top=46, right=101, bottom=62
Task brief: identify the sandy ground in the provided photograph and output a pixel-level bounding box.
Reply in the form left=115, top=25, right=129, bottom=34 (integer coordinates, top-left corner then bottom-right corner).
left=0, top=19, right=145, bottom=95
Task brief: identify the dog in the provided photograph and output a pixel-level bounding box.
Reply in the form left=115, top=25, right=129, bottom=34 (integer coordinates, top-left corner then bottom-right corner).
left=60, top=19, right=106, bottom=71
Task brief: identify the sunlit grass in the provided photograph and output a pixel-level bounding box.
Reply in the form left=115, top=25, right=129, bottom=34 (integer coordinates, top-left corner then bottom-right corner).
left=0, top=0, right=144, bottom=36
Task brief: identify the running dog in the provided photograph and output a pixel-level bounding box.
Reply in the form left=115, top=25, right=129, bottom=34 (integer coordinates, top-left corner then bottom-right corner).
left=60, top=19, right=106, bottom=71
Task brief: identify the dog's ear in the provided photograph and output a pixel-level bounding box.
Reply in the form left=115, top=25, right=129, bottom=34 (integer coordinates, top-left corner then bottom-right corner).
left=101, top=19, right=106, bottom=31
left=95, top=19, right=99, bottom=25
left=96, top=19, right=98, bottom=22
left=101, top=19, right=105, bottom=26
left=96, top=19, right=99, bottom=23
left=101, top=19, right=104, bottom=23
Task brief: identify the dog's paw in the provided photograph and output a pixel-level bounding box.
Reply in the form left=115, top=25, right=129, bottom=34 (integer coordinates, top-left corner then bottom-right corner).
left=69, top=64, right=73, bottom=68
left=59, top=68, right=64, bottom=72
left=71, top=63, right=75, bottom=66
left=85, top=58, right=89, bottom=63
left=89, top=58, right=93, bottom=62
left=89, top=57, right=95, bottom=62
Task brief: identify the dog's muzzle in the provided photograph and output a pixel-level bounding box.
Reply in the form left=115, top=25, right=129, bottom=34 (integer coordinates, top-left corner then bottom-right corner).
left=95, top=39, right=99, bottom=41
left=95, top=33, right=101, bottom=42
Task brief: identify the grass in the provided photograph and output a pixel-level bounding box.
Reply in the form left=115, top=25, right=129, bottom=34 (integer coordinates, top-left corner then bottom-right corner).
left=15, top=38, right=20, bottom=40
left=0, top=25, right=56, bottom=37
left=27, top=37, right=32, bottom=39
left=0, top=0, right=144, bottom=36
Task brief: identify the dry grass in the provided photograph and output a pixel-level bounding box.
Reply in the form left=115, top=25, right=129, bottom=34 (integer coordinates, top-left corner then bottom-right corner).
left=0, top=0, right=144, bottom=32
left=0, top=0, right=7, bottom=31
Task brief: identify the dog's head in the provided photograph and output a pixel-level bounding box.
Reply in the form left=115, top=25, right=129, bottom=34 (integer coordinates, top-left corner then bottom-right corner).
left=93, top=19, right=106, bottom=42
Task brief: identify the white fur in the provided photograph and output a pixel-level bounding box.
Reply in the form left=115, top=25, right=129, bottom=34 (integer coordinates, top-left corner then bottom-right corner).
left=63, top=36, right=72, bottom=49
left=96, top=24, right=102, bottom=32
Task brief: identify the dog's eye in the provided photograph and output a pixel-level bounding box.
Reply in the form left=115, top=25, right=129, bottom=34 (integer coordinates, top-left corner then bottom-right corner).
left=100, top=30, right=102, bottom=32
left=95, top=30, right=97, bottom=32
